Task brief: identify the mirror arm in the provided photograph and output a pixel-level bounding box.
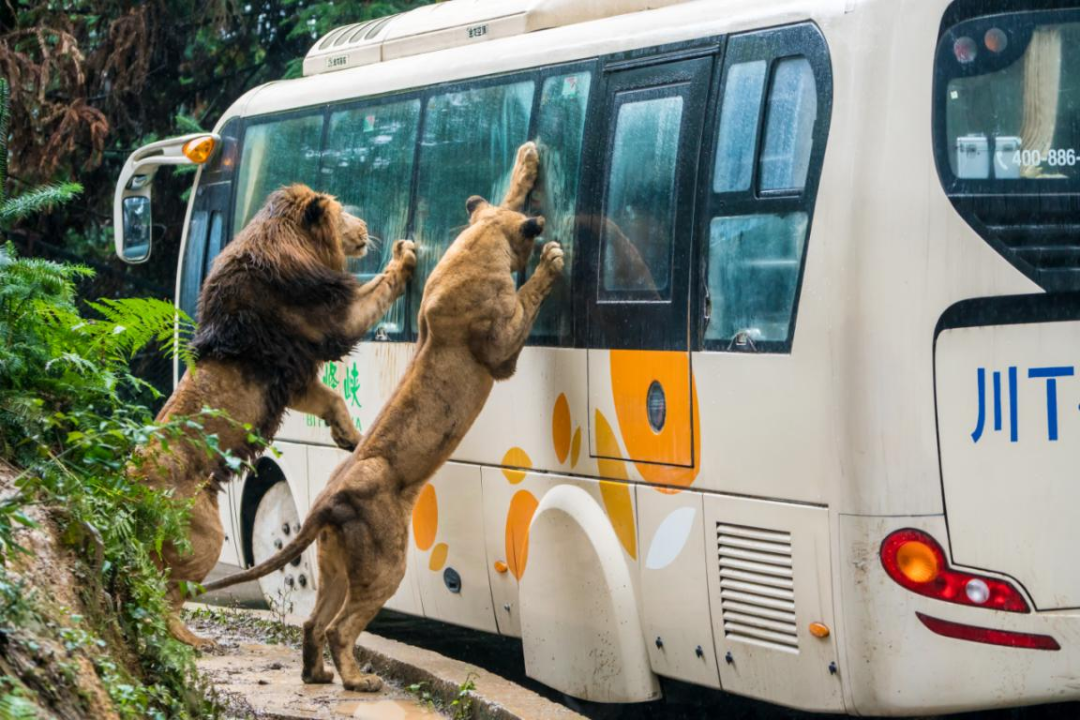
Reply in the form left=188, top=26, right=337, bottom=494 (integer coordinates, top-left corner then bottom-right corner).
left=113, top=132, right=220, bottom=264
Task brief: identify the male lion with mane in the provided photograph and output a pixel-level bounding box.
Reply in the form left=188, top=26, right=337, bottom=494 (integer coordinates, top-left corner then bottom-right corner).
left=144, top=184, right=416, bottom=647
left=203, top=142, right=562, bottom=690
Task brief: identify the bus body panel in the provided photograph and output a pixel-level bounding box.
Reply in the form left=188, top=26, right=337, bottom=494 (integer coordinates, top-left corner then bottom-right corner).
left=937, top=319, right=1080, bottom=611
left=841, top=514, right=1080, bottom=716
left=636, top=487, right=722, bottom=689
left=704, top=496, right=843, bottom=713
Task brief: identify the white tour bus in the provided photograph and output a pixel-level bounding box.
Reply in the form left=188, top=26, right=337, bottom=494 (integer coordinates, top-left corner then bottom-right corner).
left=113, top=0, right=1080, bottom=714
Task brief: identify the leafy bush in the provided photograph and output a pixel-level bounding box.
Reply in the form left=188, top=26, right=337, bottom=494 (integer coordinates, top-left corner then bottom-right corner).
left=0, top=243, right=230, bottom=718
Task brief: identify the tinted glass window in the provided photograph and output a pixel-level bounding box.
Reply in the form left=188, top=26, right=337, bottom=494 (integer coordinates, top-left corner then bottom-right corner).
left=234, top=114, right=324, bottom=232
left=322, top=99, right=421, bottom=336
left=600, top=94, right=684, bottom=299
left=714, top=61, right=767, bottom=193
left=180, top=210, right=209, bottom=320
left=942, top=20, right=1080, bottom=182
left=706, top=213, right=808, bottom=345
left=410, top=81, right=535, bottom=332
left=759, top=57, right=818, bottom=192
left=204, top=211, right=225, bottom=278
left=529, top=71, right=592, bottom=342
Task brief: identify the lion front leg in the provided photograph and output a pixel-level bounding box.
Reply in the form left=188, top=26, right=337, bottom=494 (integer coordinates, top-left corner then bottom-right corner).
left=471, top=241, right=564, bottom=378
left=289, top=377, right=360, bottom=451
left=501, top=141, right=539, bottom=211
left=341, top=240, right=417, bottom=340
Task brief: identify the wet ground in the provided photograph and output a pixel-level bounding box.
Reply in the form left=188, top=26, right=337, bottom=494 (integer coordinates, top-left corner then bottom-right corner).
left=190, top=607, right=445, bottom=719
left=201, top=572, right=1080, bottom=720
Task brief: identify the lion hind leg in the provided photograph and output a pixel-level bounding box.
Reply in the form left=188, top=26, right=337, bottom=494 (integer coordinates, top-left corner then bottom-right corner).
left=326, top=595, right=384, bottom=693
left=303, top=531, right=347, bottom=684
left=166, top=584, right=217, bottom=649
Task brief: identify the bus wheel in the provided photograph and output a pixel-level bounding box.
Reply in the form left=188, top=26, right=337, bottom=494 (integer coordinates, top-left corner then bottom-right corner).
left=252, top=480, right=318, bottom=619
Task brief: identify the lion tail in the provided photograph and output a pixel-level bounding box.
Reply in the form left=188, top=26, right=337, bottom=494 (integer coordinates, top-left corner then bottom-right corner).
left=199, top=506, right=328, bottom=593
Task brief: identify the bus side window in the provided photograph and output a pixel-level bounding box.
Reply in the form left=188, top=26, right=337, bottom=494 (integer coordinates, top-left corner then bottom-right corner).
left=528, top=70, right=592, bottom=345
left=233, top=114, right=325, bottom=233
left=702, top=25, right=832, bottom=353
left=322, top=99, right=422, bottom=338
left=409, top=81, right=536, bottom=334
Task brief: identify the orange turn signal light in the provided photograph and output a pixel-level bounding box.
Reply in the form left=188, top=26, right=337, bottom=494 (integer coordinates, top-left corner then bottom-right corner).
left=809, top=622, right=830, bottom=639
left=896, top=540, right=940, bottom=583
left=182, top=135, right=216, bottom=165
left=494, top=560, right=508, bottom=574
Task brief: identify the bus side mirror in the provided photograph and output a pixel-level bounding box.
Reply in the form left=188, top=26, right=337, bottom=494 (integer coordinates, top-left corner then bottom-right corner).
left=113, top=133, right=220, bottom=264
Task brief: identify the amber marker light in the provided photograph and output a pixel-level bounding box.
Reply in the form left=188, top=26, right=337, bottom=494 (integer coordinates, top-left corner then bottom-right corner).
left=896, top=538, right=940, bottom=583
left=182, top=135, right=216, bottom=164
left=494, top=560, right=508, bottom=574
left=809, top=622, right=830, bottom=639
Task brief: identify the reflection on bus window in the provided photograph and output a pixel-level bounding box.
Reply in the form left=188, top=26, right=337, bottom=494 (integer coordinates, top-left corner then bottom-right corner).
left=528, top=71, right=592, bottom=343
left=706, top=213, right=808, bottom=344
left=233, top=114, right=324, bottom=232
left=944, top=22, right=1080, bottom=181
left=204, top=211, right=225, bottom=278
left=759, top=57, right=818, bottom=192
left=600, top=95, right=683, bottom=299
left=410, top=81, right=536, bottom=332
left=180, top=210, right=210, bottom=320
left=323, top=99, right=421, bottom=336
left=714, top=61, right=767, bottom=193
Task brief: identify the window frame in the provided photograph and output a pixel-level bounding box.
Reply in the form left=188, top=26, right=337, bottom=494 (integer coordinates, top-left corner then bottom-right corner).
left=694, top=22, right=833, bottom=354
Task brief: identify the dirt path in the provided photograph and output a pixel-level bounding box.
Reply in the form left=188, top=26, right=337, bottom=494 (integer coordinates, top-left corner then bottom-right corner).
left=188, top=607, right=445, bottom=719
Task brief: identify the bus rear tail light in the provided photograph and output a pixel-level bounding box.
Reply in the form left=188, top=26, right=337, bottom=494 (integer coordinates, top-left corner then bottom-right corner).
left=917, top=613, right=1060, bottom=651
left=880, top=529, right=1029, bottom=613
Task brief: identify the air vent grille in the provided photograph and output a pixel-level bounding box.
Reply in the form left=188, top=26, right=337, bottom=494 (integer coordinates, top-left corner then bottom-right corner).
left=717, top=523, right=798, bottom=653
left=954, top=194, right=1080, bottom=293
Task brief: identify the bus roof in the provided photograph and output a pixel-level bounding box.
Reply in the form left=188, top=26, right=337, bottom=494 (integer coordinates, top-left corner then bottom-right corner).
left=303, top=0, right=685, bottom=77
left=226, top=0, right=858, bottom=124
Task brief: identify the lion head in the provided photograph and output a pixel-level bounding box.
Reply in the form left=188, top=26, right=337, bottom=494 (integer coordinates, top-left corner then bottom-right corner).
left=465, top=194, right=545, bottom=272
left=254, top=184, right=370, bottom=271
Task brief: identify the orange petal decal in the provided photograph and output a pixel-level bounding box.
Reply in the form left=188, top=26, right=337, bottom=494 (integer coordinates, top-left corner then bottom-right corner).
left=570, top=426, right=582, bottom=469
left=501, top=447, right=532, bottom=484
left=609, top=350, right=701, bottom=492
left=600, top=480, right=637, bottom=559
left=594, top=410, right=628, bottom=481
left=505, top=490, right=539, bottom=580
left=428, top=543, right=449, bottom=572
left=552, top=393, right=571, bottom=464
left=412, top=484, right=438, bottom=551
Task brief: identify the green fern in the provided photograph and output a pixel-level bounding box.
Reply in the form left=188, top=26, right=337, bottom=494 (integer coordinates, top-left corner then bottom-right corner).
left=0, top=182, right=83, bottom=225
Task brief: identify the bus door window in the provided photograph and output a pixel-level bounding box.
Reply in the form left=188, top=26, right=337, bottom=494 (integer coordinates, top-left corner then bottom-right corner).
left=527, top=69, right=593, bottom=345
left=233, top=113, right=324, bottom=233
left=322, top=99, right=422, bottom=338
left=409, top=80, right=536, bottom=334
left=600, top=94, right=683, bottom=300
left=203, top=211, right=225, bottom=278
left=701, top=25, right=832, bottom=353
left=586, top=57, right=711, bottom=352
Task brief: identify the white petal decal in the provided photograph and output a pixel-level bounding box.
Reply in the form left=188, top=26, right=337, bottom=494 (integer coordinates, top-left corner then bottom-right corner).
left=645, top=507, right=697, bottom=570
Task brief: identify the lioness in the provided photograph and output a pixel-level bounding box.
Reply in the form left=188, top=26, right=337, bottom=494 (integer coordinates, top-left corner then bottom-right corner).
left=144, top=184, right=416, bottom=647
left=203, top=142, right=563, bottom=691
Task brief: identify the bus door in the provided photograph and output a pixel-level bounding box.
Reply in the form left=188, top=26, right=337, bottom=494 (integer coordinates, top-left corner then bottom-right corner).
left=585, top=54, right=712, bottom=472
